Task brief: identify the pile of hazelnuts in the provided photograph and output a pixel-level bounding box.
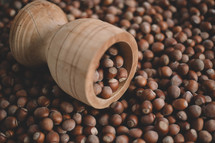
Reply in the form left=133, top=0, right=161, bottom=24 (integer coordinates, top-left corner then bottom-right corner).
left=93, top=44, right=128, bottom=99
left=1, top=0, right=215, bottom=143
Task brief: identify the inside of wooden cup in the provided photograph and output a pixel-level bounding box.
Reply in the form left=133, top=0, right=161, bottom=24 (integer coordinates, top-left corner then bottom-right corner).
left=97, top=41, right=133, bottom=99
left=85, top=30, right=138, bottom=108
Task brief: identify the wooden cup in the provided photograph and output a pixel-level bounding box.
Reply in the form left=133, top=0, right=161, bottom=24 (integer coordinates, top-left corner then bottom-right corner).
left=9, top=0, right=138, bottom=108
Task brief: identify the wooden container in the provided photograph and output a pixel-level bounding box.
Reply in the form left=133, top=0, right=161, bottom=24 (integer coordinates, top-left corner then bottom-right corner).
left=9, top=0, right=138, bottom=109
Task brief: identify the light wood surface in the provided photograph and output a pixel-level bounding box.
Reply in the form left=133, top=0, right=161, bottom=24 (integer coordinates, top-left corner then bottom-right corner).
left=9, top=0, right=138, bottom=108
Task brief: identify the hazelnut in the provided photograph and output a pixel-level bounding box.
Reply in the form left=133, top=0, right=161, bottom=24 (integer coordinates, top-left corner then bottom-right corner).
left=205, top=119, right=215, bottom=132
left=108, top=79, right=119, bottom=92
left=141, top=100, right=153, bottom=114
left=46, top=131, right=59, bottom=143
left=115, top=135, right=129, bottom=143
left=117, top=67, right=128, bottom=82
left=155, top=121, right=169, bottom=136
left=62, top=119, right=76, bottom=131
left=93, top=83, right=102, bottom=95
left=60, top=133, right=70, bottom=143
left=60, top=101, right=74, bottom=114
left=143, top=131, right=158, bottom=143
left=129, top=128, right=143, bottom=138
left=158, top=66, right=172, bottom=77
left=203, top=102, right=215, bottom=118
left=114, top=55, right=124, bottom=68
left=134, top=75, right=147, bottom=87
left=187, top=105, right=202, bottom=118
left=4, top=116, right=18, bottom=129
left=110, top=101, right=124, bottom=114
left=110, top=114, right=122, bottom=126
left=34, top=107, right=49, bottom=119
left=153, top=98, right=165, bottom=111
left=83, top=115, right=96, bottom=127
left=0, top=109, right=7, bottom=121
left=184, top=129, right=197, bottom=142
left=127, top=114, right=138, bottom=128
left=84, top=126, right=98, bottom=135
left=162, top=136, right=174, bottom=143
left=141, top=113, right=155, bottom=125
left=198, top=130, right=212, bottom=143
left=39, top=118, right=53, bottom=131
left=172, top=98, right=188, bottom=110
left=102, top=125, right=116, bottom=135
left=169, top=124, right=180, bottom=136
left=191, top=118, right=204, bottom=131
left=174, top=134, right=185, bottom=142
left=151, top=42, right=164, bottom=53
left=33, top=132, right=45, bottom=143
left=117, top=126, right=129, bottom=135
left=167, top=85, right=180, bottom=99
left=190, top=59, right=204, bottom=71
left=102, top=133, right=115, bottom=143
left=49, top=110, right=62, bottom=125
left=100, top=86, right=113, bottom=99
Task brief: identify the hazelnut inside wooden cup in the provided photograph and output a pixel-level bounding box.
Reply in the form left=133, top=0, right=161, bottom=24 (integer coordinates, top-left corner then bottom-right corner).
left=87, top=40, right=138, bottom=108
left=9, top=0, right=138, bottom=109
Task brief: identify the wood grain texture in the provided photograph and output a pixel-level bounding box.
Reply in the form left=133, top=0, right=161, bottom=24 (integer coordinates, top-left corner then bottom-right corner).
left=9, top=0, right=68, bottom=66
left=9, top=0, right=138, bottom=108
